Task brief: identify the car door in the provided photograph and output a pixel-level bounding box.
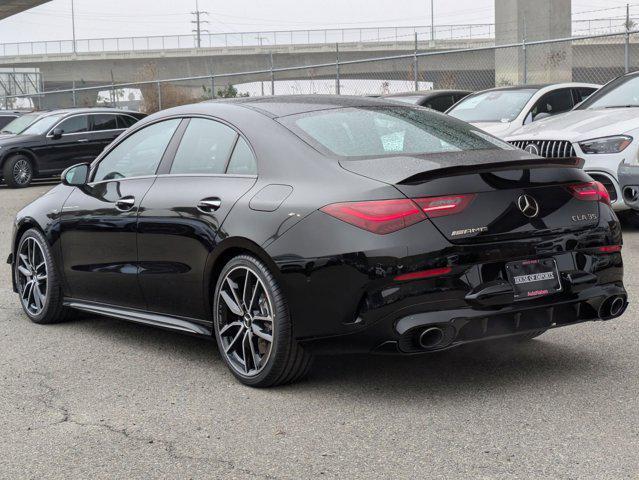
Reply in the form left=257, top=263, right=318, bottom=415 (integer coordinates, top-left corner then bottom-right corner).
left=40, top=114, right=94, bottom=174
left=59, top=118, right=182, bottom=309
left=137, top=117, right=258, bottom=319
left=89, top=113, right=124, bottom=157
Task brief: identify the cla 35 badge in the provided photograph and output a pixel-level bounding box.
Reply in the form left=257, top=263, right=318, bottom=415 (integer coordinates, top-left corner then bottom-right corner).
left=572, top=213, right=598, bottom=222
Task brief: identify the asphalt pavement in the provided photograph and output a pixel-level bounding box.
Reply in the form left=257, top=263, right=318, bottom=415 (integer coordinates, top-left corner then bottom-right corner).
left=0, top=182, right=637, bottom=479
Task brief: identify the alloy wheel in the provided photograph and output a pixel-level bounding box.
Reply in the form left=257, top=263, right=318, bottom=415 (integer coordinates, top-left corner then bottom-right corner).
left=16, top=237, right=48, bottom=316
left=216, top=265, right=275, bottom=377
left=13, top=159, right=32, bottom=186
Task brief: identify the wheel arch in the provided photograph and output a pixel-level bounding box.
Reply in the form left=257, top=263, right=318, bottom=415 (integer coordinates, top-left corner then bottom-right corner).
left=203, top=237, right=284, bottom=318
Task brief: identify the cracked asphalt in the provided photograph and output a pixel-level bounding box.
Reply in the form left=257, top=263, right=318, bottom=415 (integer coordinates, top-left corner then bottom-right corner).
left=1, top=182, right=638, bottom=480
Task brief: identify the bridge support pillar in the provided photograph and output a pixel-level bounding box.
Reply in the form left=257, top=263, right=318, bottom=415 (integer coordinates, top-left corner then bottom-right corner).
left=495, top=0, right=572, bottom=85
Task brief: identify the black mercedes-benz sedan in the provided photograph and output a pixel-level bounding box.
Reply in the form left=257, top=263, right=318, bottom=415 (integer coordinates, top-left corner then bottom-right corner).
left=0, top=108, right=145, bottom=188
left=8, top=96, right=626, bottom=387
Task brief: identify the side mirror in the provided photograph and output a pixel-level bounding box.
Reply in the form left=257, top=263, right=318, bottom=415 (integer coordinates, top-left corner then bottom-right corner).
left=52, top=128, right=63, bottom=140
left=61, top=163, right=90, bottom=186
left=533, top=112, right=551, bottom=122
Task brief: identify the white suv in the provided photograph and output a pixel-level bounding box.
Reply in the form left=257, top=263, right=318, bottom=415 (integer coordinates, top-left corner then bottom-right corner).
left=447, top=83, right=600, bottom=138
left=506, top=72, right=639, bottom=213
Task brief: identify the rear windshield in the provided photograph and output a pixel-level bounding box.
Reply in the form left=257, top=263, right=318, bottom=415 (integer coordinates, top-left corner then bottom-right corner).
left=280, top=106, right=512, bottom=158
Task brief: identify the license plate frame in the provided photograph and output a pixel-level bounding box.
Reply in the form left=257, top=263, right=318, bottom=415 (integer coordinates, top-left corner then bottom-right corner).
left=505, top=258, right=562, bottom=300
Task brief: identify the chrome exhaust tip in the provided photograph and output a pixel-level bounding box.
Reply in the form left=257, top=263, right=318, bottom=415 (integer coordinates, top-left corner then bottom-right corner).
left=418, top=327, right=445, bottom=350
left=609, top=296, right=626, bottom=317
left=598, top=295, right=628, bottom=320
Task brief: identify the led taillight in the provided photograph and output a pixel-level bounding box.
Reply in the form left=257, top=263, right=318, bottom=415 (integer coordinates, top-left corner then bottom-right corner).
left=599, top=245, right=622, bottom=253
left=567, top=181, right=611, bottom=205
left=320, top=199, right=426, bottom=234
left=413, top=194, right=475, bottom=218
left=394, top=267, right=452, bottom=281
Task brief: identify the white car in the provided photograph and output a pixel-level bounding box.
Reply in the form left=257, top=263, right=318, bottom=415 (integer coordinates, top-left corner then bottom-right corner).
left=447, top=83, right=600, bottom=138
left=506, top=72, right=639, bottom=213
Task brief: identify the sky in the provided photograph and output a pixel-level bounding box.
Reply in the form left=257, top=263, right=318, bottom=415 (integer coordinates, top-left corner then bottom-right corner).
left=0, top=0, right=635, bottom=43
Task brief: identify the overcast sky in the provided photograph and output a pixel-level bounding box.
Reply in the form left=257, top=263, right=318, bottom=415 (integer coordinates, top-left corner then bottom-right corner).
left=0, top=0, right=634, bottom=43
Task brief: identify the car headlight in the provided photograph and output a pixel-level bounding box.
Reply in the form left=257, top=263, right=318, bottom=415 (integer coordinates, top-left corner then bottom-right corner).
left=579, top=135, right=633, bottom=154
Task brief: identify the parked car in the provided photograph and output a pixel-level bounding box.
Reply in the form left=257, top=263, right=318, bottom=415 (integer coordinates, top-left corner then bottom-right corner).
left=9, top=96, right=626, bottom=387
left=382, top=89, right=472, bottom=111
left=506, top=71, right=639, bottom=214
left=447, top=83, right=600, bottom=138
left=0, top=108, right=146, bottom=188
left=0, top=111, right=49, bottom=139
left=0, top=110, right=30, bottom=130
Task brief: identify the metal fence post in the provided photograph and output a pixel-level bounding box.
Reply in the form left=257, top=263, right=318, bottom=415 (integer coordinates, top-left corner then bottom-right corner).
left=270, top=51, right=275, bottom=95
left=335, top=43, right=341, bottom=95
left=210, top=74, right=215, bottom=99
left=157, top=81, right=162, bottom=110
left=625, top=3, right=631, bottom=73
left=414, top=32, right=419, bottom=92
left=72, top=80, right=77, bottom=107
left=522, top=17, right=528, bottom=85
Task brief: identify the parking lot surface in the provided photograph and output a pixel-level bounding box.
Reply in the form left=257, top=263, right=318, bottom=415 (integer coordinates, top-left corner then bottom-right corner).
left=1, top=183, right=638, bottom=479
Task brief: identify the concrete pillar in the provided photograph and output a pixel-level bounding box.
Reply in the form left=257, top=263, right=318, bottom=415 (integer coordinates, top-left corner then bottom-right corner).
left=495, top=0, right=572, bottom=85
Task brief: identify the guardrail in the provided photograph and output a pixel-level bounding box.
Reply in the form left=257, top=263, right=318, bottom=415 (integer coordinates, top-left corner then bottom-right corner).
left=0, top=17, right=634, bottom=57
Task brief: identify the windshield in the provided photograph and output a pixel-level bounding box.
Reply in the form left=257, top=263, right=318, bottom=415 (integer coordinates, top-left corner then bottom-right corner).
left=0, top=113, right=40, bottom=134
left=448, top=89, right=537, bottom=123
left=578, top=75, right=639, bottom=109
left=21, top=115, right=63, bottom=136
left=281, top=106, right=512, bottom=158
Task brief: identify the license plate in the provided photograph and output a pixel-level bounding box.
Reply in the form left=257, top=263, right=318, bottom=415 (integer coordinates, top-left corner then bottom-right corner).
left=505, top=258, right=561, bottom=300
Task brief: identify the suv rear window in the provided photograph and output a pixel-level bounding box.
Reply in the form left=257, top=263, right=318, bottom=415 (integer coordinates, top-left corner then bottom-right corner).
left=281, top=106, right=511, bottom=158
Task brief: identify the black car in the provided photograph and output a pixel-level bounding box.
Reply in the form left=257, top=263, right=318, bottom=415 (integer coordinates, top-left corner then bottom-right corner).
left=382, top=90, right=472, bottom=111
left=0, top=108, right=146, bottom=188
left=8, top=96, right=626, bottom=387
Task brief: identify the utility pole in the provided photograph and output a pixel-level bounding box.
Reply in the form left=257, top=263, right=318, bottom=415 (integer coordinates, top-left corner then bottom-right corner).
left=71, top=0, right=77, bottom=53
left=430, top=0, right=434, bottom=41
left=191, top=0, right=209, bottom=48
left=256, top=36, right=268, bottom=96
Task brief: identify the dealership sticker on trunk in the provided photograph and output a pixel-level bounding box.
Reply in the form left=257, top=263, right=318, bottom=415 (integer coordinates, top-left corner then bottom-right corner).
left=505, top=258, right=562, bottom=299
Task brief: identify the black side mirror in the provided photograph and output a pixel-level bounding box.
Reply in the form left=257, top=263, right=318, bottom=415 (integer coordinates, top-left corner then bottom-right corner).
left=52, top=128, right=63, bottom=140
left=61, top=163, right=90, bottom=186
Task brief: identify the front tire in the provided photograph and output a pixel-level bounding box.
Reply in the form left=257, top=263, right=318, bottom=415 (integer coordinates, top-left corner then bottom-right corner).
left=14, top=229, right=73, bottom=324
left=213, top=254, right=312, bottom=387
left=3, top=155, right=34, bottom=188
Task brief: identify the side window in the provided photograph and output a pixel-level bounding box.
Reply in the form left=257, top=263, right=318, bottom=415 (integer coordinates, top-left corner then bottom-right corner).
left=0, top=116, right=17, bottom=129
left=170, top=118, right=238, bottom=175
left=56, top=115, right=88, bottom=135
left=117, top=115, right=139, bottom=129
left=93, top=119, right=180, bottom=182
left=529, top=89, right=574, bottom=121
left=424, top=95, right=454, bottom=112
left=574, top=87, right=596, bottom=104
left=92, top=114, right=118, bottom=131
left=226, top=137, right=257, bottom=175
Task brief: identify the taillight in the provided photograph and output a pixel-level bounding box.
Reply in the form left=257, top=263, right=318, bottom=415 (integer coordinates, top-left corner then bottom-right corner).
left=599, top=245, right=622, bottom=253
left=320, top=199, right=426, bottom=234
left=394, top=267, right=452, bottom=281
left=413, top=194, right=475, bottom=218
left=567, top=181, right=611, bottom=205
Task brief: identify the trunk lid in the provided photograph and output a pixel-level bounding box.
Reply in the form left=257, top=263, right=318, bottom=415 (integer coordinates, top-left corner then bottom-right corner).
left=339, top=152, right=599, bottom=244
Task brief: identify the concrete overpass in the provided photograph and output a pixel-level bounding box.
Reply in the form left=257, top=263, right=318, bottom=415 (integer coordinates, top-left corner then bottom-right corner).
left=0, top=0, right=51, bottom=20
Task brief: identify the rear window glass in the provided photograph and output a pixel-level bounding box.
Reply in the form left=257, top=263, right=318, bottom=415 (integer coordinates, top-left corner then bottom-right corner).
left=281, top=107, right=510, bottom=158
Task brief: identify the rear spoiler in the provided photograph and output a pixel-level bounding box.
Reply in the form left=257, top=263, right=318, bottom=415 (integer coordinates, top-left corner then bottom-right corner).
left=398, top=157, right=584, bottom=185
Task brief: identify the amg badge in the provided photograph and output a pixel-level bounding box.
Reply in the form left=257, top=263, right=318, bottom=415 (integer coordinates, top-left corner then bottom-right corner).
left=451, top=226, right=488, bottom=237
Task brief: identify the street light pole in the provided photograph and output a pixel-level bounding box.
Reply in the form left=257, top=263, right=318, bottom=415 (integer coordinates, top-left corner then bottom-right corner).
left=71, top=0, right=76, bottom=53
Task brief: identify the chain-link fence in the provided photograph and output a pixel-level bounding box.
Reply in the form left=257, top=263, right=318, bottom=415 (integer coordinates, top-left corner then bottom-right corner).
left=1, top=30, right=638, bottom=112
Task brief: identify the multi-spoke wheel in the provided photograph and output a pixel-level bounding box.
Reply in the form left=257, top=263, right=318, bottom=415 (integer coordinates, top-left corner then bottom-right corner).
left=213, top=254, right=312, bottom=387
left=3, top=155, right=33, bottom=188
left=14, top=229, right=72, bottom=324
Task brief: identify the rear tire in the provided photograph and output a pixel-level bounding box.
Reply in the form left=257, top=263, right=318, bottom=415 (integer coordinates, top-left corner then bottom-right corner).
left=213, top=254, right=312, bottom=387
left=14, top=228, right=74, bottom=324
left=3, top=155, right=34, bottom=188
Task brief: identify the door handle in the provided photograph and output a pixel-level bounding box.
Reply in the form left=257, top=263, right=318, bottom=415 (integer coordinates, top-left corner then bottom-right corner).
left=115, top=195, right=136, bottom=211
left=77, top=138, right=89, bottom=143
left=197, top=197, right=222, bottom=213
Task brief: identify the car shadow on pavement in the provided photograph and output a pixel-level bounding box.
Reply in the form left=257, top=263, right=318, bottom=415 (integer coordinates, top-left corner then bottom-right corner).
left=67, top=314, right=612, bottom=399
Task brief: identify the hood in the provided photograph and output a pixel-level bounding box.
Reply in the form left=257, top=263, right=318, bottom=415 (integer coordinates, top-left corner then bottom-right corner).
left=507, top=108, right=639, bottom=141
left=472, top=121, right=515, bottom=137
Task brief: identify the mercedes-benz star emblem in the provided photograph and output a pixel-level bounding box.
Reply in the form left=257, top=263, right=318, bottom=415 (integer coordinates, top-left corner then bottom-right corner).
left=517, top=194, right=540, bottom=218
left=524, top=143, right=540, bottom=155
